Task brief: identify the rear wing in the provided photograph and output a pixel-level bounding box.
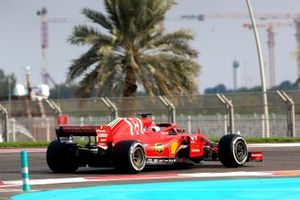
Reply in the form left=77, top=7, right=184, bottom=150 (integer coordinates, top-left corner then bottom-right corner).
left=56, top=126, right=101, bottom=137
left=56, top=125, right=111, bottom=147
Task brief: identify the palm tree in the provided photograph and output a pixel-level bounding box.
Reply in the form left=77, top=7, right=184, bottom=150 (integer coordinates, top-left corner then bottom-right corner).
left=67, top=0, right=201, bottom=98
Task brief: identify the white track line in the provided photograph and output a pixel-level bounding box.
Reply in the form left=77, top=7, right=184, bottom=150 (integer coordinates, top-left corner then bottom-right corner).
left=178, top=171, right=272, bottom=178
left=0, top=188, right=38, bottom=193
left=248, top=143, right=300, bottom=148
left=0, top=148, right=46, bottom=154
left=1, top=170, right=300, bottom=188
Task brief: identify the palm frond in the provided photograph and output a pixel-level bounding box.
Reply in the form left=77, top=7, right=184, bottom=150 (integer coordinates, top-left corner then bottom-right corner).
left=96, top=53, right=124, bottom=96
left=75, top=67, right=99, bottom=97
left=151, top=29, right=194, bottom=46
left=67, top=45, right=99, bottom=82
left=142, top=54, right=200, bottom=95
left=68, top=25, right=112, bottom=46
left=104, top=0, right=119, bottom=27
left=82, top=8, right=113, bottom=32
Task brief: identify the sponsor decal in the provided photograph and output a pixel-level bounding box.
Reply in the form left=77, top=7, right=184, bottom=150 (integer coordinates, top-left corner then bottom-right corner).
left=124, top=118, right=145, bottom=136
left=99, top=133, right=108, bottom=137
left=170, top=141, right=179, bottom=155
left=146, top=158, right=176, bottom=164
left=155, top=143, right=164, bottom=154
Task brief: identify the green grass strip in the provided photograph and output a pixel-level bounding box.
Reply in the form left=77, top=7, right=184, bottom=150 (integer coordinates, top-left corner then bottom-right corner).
left=210, top=137, right=300, bottom=143
left=0, top=142, right=50, bottom=148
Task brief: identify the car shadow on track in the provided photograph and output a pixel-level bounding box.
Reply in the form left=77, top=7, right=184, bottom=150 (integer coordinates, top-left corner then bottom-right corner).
left=42, top=161, right=257, bottom=176
left=54, top=163, right=230, bottom=175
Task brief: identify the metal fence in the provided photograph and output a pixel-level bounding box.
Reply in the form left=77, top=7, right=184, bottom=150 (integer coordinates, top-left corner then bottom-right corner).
left=0, top=90, right=299, bottom=142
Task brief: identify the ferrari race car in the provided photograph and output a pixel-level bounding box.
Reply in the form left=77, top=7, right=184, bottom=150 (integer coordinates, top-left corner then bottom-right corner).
left=47, top=114, right=262, bottom=173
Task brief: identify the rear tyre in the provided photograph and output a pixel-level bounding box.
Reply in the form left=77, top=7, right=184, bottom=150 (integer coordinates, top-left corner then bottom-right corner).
left=46, top=140, right=79, bottom=173
left=113, top=141, right=146, bottom=173
left=218, top=134, right=248, bottom=168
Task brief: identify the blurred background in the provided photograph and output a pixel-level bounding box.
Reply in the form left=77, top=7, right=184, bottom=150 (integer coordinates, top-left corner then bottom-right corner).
left=0, top=0, right=299, bottom=142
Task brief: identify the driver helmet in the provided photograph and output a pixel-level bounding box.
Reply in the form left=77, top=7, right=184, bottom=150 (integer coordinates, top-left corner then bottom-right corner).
left=151, top=126, right=160, bottom=132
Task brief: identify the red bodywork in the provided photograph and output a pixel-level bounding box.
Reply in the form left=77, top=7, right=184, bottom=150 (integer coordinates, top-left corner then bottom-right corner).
left=56, top=116, right=262, bottom=166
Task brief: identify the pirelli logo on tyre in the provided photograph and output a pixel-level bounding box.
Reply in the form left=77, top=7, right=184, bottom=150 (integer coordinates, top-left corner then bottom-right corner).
left=155, top=143, right=164, bottom=154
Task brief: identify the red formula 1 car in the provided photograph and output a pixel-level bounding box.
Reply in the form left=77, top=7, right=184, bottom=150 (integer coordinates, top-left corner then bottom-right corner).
left=47, top=114, right=262, bottom=173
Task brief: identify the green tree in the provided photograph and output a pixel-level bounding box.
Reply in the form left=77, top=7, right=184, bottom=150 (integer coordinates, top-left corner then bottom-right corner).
left=67, top=0, right=200, bottom=98
left=296, top=51, right=300, bottom=61
left=49, top=83, right=81, bottom=99
left=0, top=69, right=16, bottom=99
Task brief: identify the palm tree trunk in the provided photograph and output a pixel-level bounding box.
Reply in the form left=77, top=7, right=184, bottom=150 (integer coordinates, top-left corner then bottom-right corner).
left=123, top=69, right=137, bottom=97
left=121, top=68, right=137, bottom=116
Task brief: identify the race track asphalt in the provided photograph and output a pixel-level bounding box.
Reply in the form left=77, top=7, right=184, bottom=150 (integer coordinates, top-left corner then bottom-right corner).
left=1, top=146, right=300, bottom=200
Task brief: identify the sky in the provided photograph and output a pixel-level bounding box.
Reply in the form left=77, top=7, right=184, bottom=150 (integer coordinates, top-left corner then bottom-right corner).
left=0, top=0, right=299, bottom=93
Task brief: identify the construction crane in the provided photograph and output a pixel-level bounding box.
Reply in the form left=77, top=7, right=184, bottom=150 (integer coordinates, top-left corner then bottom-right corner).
left=243, top=22, right=294, bottom=88
left=181, top=13, right=300, bottom=21
left=37, top=8, right=49, bottom=85
left=181, top=13, right=300, bottom=87
left=36, top=7, right=68, bottom=86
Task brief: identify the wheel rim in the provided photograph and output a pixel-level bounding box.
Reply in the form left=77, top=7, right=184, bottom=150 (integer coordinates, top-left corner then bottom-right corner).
left=131, top=146, right=145, bottom=170
left=234, top=139, right=247, bottom=162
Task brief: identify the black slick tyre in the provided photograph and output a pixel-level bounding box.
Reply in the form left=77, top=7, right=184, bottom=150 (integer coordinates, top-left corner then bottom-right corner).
left=46, top=140, right=79, bottom=173
left=113, top=140, right=146, bottom=173
left=218, top=134, right=248, bottom=168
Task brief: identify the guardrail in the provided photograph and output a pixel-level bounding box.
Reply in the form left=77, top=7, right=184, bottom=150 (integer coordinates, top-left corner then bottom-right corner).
left=0, top=90, right=299, bottom=141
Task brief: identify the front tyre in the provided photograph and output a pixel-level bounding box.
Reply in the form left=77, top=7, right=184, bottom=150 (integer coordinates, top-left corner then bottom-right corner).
left=218, top=134, right=248, bottom=167
left=46, top=140, right=79, bottom=173
left=113, top=141, right=146, bottom=173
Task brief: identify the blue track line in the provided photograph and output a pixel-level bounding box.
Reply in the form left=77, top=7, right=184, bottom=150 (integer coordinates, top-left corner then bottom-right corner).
left=12, top=177, right=300, bottom=200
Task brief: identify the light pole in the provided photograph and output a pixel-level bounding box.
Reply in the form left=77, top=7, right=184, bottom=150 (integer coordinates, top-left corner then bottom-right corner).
left=8, top=75, right=11, bottom=115
left=233, top=60, right=239, bottom=91
left=245, top=0, right=270, bottom=138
